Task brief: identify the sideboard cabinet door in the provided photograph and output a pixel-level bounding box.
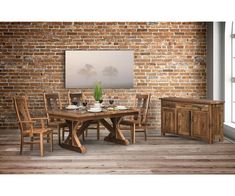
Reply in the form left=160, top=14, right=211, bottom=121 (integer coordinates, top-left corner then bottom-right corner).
left=192, top=110, right=210, bottom=142
left=177, top=108, right=191, bottom=136
left=162, top=108, right=176, bottom=134
left=211, top=105, right=224, bottom=142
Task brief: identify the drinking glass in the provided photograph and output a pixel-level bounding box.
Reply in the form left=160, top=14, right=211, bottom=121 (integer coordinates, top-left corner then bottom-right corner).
left=72, top=97, right=78, bottom=106
left=99, top=99, right=103, bottom=104
left=82, top=100, right=88, bottom=108
left=109, top=97, right=114, bottom=106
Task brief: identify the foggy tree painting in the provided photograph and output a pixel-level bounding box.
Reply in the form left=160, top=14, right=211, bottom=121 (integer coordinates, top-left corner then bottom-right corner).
left=102, top=66, right=118, bottom=77
left=65, top=51, right=134, bottom=88
left=78, top=64, right=97, bottom=78
left=102, top=66, right=119, bottom=86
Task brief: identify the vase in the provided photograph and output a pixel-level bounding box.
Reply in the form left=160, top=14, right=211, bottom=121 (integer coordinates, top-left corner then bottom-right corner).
left=94, top=101, right=101, bottom=109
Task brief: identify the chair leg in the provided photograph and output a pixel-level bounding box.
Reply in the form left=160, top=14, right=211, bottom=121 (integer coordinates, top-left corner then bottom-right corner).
left=50, top=132, right=53, bottom=152
left=30, top=136, right=34, bottom=151
left=40, top=133, right=44, bottom=157
left=82, top=131, right=85, bottom=141
left=97, top=122, right=100, bottom=140
left=58, top=127, right=61, bottom=144
left=62, top=129, right=65, bottom=141
left=47, top=134, right=50, bottom=143
left=85, top=129, right=88, bottom=137
left=131, top=124, right=136, bottom=144
left=144, top=126, right=147, bottom=141
left=20, top=135, right=23, bottom=155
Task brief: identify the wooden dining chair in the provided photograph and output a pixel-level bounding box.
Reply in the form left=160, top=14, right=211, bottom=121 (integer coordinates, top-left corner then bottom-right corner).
left=120, top=93, right=151, bottom=144
left=67, top=90, right=83, bottom=106
left=13, top=96, right=53, bottom=156
left=67, top=90, right=100, bottom=140
left=43, top=92, right=69, bottom=143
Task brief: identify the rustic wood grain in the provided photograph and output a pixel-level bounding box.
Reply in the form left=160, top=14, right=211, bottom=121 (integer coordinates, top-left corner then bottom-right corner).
left=0, top=129, right=234, bottom=174
left=161, top=97, right=224, bottom=143
left=48, top=109, right=138, bottom=152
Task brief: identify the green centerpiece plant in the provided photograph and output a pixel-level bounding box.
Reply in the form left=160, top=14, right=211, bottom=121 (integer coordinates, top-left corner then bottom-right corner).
left=94, top=83, right=102, bottom=102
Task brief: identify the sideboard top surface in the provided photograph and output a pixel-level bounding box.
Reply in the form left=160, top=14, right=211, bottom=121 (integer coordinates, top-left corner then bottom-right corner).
left=160, top=97, right=224, bottom=105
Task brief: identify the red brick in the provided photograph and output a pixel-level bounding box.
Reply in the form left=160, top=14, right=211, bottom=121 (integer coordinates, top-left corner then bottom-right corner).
left=0, top=22, right=207, bottom=130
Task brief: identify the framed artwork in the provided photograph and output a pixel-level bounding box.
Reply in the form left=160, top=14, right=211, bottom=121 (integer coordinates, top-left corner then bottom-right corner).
left=65, top=50, right=134, bottom=88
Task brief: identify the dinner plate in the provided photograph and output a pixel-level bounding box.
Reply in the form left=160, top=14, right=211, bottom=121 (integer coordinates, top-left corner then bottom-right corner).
left=115, top=106, right=128, bottom=110
left=87, top=108, right=102, bottom=112
left=66, top=105, right=79, bottom=110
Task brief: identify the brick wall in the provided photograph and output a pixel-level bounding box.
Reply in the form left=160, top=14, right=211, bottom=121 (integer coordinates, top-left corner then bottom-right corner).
left=0, top=22, right=207, bottom=129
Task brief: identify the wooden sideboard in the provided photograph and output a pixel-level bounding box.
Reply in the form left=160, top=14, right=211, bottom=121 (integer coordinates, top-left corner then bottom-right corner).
left=160, top=97, right=224, bottom=144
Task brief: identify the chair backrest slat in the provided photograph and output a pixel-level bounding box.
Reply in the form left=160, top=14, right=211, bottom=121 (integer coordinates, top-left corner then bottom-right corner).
left=67, top=90, right=83, bottom=105
left=43, top=92, right=62, bottom=122
left=134, top=94, right=151, bottom=124
left=13, top=96, right=32, bottom=133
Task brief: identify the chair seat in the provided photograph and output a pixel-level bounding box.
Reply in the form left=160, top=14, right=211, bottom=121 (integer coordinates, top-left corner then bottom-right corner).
left=22, top=128, right=53, bottom=136
left=48, top=121, right=69, bottom=143
left=120, top=119, right=140, bottom=126
left=88, top=120, right=100, bottom=127
left=48, top=121, right=67, bottom=128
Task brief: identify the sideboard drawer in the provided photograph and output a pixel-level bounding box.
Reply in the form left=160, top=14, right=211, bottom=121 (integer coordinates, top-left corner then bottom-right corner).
left=191, top=104, right=209, bottom=111
left=162, top=101, right=176, bottom=108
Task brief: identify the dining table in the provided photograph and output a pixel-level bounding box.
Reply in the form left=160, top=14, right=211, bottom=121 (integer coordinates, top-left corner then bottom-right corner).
left=47, top=107, right=139, bottom=153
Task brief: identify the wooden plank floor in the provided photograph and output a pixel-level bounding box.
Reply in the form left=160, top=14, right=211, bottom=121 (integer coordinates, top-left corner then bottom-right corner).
left=0, top=129, right=235, bottom=174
